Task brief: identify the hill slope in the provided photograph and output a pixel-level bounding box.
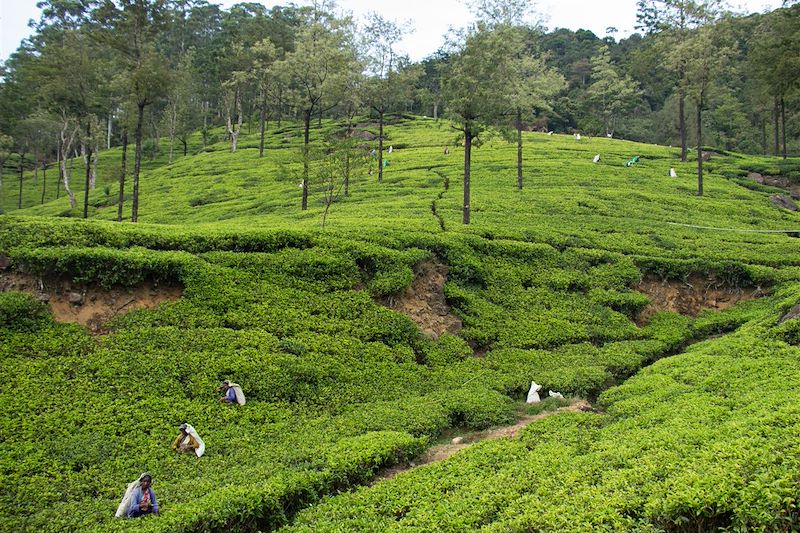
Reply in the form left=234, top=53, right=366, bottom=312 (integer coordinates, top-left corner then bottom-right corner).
left=1, top=117, right=800, bottom=531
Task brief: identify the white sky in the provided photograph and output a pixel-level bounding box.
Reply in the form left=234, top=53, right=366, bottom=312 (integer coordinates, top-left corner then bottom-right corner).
left=0, top=0, right=785, bottom=63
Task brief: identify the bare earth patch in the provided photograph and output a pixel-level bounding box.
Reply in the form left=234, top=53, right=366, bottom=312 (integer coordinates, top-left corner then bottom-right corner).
left=373, top=400, right=592, bottom=483
left=379, top=261, right=462, bottom=338
left=0, top=271, right=182, bottom=334
left=635, top=273, right=764, bottom=324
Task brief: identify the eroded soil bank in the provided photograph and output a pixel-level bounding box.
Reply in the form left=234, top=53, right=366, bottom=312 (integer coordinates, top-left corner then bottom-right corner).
left=635, top=273, right=764, bottom=324
left=378, top=260, right=462, bottom=339
left=0, top=271, right=182, bottom=333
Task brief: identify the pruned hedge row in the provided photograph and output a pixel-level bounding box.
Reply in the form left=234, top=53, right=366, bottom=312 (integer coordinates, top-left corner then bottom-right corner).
left=285, top=283, right=800, bottom=532
left=2, top=210, right=797, bottom=532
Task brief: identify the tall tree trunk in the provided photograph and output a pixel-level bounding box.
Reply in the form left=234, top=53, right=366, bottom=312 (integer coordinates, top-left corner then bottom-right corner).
left=150, top=115, right=160, bottom=160
left=679, top=89, right=687, bottom=162
left=181, top=138, right=188, bottom=156
left=302, top=109, right=310, bottom=211
left=378, top=111, right=384, bottom=184
left=774, top=96, right=780, bottom=157
left=90, top=140, right=97, bottom=190
left=60, top=122, right=77, bottom=208
left=516, top=107, right=523, bottom=190
left=277, top=87, right=283, bottom=128
left=696, top=99, right=703, bottom=197
left=83, top=120, right=92, bottom=219
left=41, top=161, right=47, bottom=204
left=202, top=100, right=209, bottom=148
left=227, top=87, right=242, bottom=153
left=107, top=113, right=112, bottom=149
left=761, top=117, right=767, bottom=155
left=117, top=130, right=128, bottom=222
left=433, top=101, right=438, bottom=120
left=56, top=143, right=61, bottom=199
left=463, top=128, right=472, bottom=225
left=259, top=90, right=267, bottom=158
left=17, top=152, right=25, bottom=209
left=344, top=151, right=350, bottom=198
left=132, top=101, right=145, bottom=223
left=780, top=95, right=787, bottom=160
left=168, top=102, right=176, bottom=164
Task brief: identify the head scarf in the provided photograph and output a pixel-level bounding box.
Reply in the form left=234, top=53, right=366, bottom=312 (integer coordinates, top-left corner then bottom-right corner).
left=115, top=473, right=150, bottom=518
left=183, top=423, right=205, bottom=457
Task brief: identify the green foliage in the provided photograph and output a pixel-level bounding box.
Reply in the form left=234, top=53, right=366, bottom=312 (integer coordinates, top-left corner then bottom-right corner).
left=1, top=117, right=799, bottom=531
left=0, top=291, right=51, bottom=331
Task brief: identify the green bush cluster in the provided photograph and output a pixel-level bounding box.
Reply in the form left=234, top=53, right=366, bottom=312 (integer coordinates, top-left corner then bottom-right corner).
left=2, top=117, right=800, bottom=531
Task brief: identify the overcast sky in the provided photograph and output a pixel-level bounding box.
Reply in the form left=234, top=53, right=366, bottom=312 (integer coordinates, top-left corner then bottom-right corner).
left=1, top=0, right=785, bottom=63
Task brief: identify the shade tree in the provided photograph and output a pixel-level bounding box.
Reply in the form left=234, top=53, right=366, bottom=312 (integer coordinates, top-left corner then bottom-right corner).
left=442, top=22, right=520, bottom=224
left=361, top=13, right=417, bottom=183
left=275, top=9, right=356, bottom=210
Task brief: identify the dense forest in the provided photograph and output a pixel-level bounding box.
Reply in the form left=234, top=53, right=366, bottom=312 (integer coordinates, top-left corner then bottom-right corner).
left=0, top=0, right=798, bottom=217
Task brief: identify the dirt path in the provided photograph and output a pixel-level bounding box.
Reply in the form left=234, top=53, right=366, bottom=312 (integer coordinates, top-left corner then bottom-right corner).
left=374, top=400, right=593, bottom=483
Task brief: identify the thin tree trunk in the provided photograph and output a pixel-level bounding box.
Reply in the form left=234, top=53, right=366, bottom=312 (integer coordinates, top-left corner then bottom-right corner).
left=107, top=113, right=112, bottom=149
left=277, top=87, right=283, bottom=128
left=41, top=161, right=47, bottom=204
left=83, top=120, right=92, bottom=219
left=780, top=95, right=787, bottom=160
left=696, top=100, right=703, bottom=197
left=17, top=152, right=25, bottom=209
left=227, top=87, right=242, bottom=153
left=34, top=159, right=39, bottom=185
left=433, top=102, right=438, bottom=120
left=202, top=100, right=209, bottom=148
left=117, top=130, right=128, bottom=222
left=378, top=111, right=384, bottom=184
left=761, top=117, right=767, bottom=155
left=345, top=116, right=352, bottom=197
left=259, top=91, right=267, bottom=158
left=169, top=102, right=176, bottom=164
left=516, top=107, right=523, bottom=190
left=774, top=96, right=780, bottom=156
left=56, top=143, right=61, bottom=199
left=302, top=110, right=310, bottom=211
left=132, top=101, right=145, bottom=223
left=181, top=138, right=187, bottom=156
left=679, top=89, right=687, bottom=162
left=463, top=128, right=472, bottom=225
left=90, top=145, right=97, bottom=189
left=60, top=122, right=78, bottom=208
left=150, top=115, right=160, bottom=160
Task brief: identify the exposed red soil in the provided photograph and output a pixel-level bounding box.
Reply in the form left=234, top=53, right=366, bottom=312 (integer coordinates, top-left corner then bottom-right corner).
left=0, top=271, right=182, bottom=334
left=379, top=260, right=462, bottom=339
left=635, top=273, right=765, bottom=324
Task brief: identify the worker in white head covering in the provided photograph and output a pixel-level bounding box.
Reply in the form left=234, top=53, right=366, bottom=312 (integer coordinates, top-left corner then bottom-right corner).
left=526, top=381, right=543, bottom=404
left=219, top=380, right=246, bottom=405
left=171, top=423, right=205, bottom=457
left=115, top=473, right=159, bottom=518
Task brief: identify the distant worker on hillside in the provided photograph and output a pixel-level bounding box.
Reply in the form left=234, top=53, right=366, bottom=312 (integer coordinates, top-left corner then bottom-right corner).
left=625, top=156, right=640, bottom=167
left=220, top=380, right=246, bottom=405
left=116, top=473, right=159, bottom=519
left=172, top=423, right=205, bottom=457
left=444, top=146, right=449, bottom=155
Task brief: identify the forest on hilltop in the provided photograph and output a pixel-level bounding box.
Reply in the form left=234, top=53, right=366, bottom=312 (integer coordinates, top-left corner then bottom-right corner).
left=0, top=0, right=799, bottom=220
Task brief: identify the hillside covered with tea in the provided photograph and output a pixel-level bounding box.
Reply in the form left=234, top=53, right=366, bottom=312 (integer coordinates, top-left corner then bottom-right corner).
left=1, top=115, right=800, bottom=531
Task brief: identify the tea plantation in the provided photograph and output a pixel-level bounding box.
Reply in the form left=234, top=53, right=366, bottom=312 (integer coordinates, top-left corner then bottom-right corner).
left=1, top=117, right=800, bottom=531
